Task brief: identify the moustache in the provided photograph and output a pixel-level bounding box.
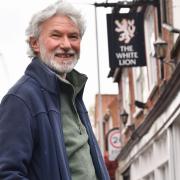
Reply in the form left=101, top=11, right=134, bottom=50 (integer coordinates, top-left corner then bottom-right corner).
left=54, top=49, right=76, bottom=55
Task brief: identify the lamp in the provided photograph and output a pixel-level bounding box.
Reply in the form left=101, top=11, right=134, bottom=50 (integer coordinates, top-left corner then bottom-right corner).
left=120, top=109, right=129, bottom=125
left=154, top=37, right=168, bottom=59
left=154, top=37, right=168, bottom=79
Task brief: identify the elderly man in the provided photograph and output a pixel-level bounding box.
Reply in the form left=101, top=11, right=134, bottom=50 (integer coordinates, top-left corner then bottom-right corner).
left=0, top=1, right=110, bottom=180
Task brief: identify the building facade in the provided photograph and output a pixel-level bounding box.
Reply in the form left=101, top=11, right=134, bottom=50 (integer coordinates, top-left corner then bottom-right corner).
left=94, top=94, right=120, bottom=180
left=100, top=0, right=180, bottom=179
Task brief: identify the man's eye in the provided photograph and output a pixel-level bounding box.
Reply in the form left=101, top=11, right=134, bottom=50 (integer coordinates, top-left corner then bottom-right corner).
left=52, top=34, right=60, bottom=38
left=70, top=35, right=79, bottom=40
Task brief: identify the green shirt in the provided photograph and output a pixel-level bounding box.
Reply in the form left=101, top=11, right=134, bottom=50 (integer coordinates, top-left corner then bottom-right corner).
left=58, top=70, right=97, bottom=180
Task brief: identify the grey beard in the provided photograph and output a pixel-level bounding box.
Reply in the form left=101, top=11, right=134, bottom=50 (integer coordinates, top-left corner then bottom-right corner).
left=45, top=58, right=78, bottom=75
left=39, top=45, right=79, bottom=75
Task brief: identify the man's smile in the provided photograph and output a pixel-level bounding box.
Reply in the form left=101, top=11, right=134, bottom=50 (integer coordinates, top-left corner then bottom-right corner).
left=55, top=53, right=74, bottom=58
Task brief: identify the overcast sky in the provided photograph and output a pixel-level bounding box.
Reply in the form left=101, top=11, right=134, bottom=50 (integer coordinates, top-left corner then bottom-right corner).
left=0, top=0, right=118, bottom=110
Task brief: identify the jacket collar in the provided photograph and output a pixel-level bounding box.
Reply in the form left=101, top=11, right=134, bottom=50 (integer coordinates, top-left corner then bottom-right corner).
left=25, top=57, right=59, bottom=95
left=25, top=57, right=87, bottom=98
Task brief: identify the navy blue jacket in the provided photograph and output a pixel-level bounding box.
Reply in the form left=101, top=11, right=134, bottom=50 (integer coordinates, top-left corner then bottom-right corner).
left=0, top=58, right=110, bottom=180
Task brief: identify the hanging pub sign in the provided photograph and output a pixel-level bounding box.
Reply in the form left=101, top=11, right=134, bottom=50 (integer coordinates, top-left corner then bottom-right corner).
left=106, top=12, right=146, bottom=68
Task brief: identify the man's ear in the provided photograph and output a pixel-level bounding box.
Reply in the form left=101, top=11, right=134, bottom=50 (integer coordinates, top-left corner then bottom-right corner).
left=29, top=37, right=40, bottom=54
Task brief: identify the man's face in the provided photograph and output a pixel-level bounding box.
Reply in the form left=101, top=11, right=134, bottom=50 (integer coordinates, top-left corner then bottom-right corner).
left=31, top=15, right=81, bottom=75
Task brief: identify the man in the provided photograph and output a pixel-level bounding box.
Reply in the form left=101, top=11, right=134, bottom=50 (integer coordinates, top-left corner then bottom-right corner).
left=0, top=1, right=110, bottom=180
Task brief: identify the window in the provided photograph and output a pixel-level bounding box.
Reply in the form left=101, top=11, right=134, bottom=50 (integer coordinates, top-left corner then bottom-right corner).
left=154, top=132, right=168, bottom=166
left=158, top=163, right=169, bottom=180
left=131, top=158, right=140, bottom=180
left=172, top=0, right=180, bottom=43
left=161, top=0, right=171, bottom=24
left=122, top=69, right=131, bottom=122
left=143, top=172, right=154, bottom=180
left=144, top=6, right=158, bottom=93
left=133, top=67, right=149, bottom=107
left=130, top=132, right=170, bottom=180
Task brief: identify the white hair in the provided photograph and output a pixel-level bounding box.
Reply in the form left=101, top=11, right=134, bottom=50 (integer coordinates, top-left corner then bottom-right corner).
left=25, top=1, right=86, bottom=58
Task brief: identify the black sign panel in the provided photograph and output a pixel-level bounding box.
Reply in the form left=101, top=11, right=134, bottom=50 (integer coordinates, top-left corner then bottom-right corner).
left=107, top=12, right=146, bottom=68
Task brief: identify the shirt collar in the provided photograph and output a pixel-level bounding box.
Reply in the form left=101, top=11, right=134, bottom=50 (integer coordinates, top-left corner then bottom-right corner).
left=57, top=69, right=87, bottom=97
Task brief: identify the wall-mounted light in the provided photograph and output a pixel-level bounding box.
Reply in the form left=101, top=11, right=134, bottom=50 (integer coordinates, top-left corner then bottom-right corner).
left=154, top=37, right=168, bottom=79
left=103, top=109, right=111, bottom=122
left=120, top=109, right=129, bottom=125
left=154, top=37, right=168, bottom=60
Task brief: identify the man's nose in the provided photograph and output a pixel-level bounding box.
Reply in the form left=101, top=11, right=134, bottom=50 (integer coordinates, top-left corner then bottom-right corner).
left=60, top=36, right=71, bottom=49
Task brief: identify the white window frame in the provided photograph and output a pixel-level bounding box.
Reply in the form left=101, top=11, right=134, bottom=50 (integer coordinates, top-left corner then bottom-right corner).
left=156, top=162, right=169, bottom=180
left=144, top=6, right=158, bottom=93
left=130, top=132, right=169, bottom=180
left=142, top=172, right=154, bottom=180
left=122, top=68, right=131, bottom=124
left=132, top=66, right=149, bottom=114
left=172, top=0, right=180, bottom=42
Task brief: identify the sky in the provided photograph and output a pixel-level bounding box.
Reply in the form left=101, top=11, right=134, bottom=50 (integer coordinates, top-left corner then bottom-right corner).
left=0, top=0, right=118, bottom=110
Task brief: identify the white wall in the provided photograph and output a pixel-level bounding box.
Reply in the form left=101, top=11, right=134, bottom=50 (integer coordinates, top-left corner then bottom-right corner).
left=172, top=0, right=180, bottom=40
